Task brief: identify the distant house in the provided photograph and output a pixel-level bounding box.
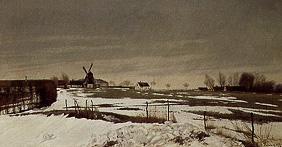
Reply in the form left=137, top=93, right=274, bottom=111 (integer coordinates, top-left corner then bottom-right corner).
left=135, top=81, right=151, bottom=91
left=198, top=87, right=208, bottom=91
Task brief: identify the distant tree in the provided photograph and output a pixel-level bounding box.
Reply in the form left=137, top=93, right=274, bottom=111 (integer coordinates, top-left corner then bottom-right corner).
left=232, top=72, right=240, bottom=86
left=227, top=76, right=232, bottom=86
left=61, top=73, right=70, bottom=83
left=227, top=72, right=240, bottom=86
left=251, top=73, right=276, bottom=92
left=183, top=83, right=189, bottom=90
left=253, top=73, right=266, bottom=86
left=109, top=81, right=116, bottom=86
left=120, top=80, right=131, bottom=86
left=150, top=80, right=156, bottom=89
left=262, top=81, right=275, bottom=92
left=275, top=84, right=282, bottom=93
left=217, top=72, right=226, bottom=87
left=165, top=83, right=171, bottom=90
left=204, top=74, right=215, bottom=90
left=50, top=76, right=59, bottom=86
left=239, top=72, right=255, bottom=91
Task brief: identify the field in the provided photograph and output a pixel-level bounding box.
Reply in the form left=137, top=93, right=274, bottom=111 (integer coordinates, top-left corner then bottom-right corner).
left=0, top=88, right=281, bottom=147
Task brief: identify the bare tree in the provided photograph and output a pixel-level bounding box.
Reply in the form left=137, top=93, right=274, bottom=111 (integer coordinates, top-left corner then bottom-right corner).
left=109, top=81, right=116, bottom=86
left=120, top=80, right=131, bottom=86
left=252, top=73, right=275, bottom=92
left=232, top=72, right=240, bottom=86
left=217, top=72, right=226, bottom=87
left=204, top=74, right=215, bottom=90
left=50, top=76, right=59, bottom=86
left=150, top=80, right=156, bottom=89
left=183, top=83, right=189, bottom=90
left=228, top=72, right=240, bottom=86
left=165, top=83, right=171, bottom=90
left=61, top=73, right=70, bottom=84
left=227, top=76, right=232, bottom=86
left=253, top=72, right=266, bottom=86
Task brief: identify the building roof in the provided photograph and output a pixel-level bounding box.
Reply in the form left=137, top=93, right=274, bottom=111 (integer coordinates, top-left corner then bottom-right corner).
left=95, top=79, right=108, bottom=84
left=137, top=82, right=150, bottom=87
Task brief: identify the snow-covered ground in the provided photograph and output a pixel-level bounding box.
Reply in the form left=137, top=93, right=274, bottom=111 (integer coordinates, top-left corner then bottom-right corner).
left=188, top=96, right=248, bottom=103
left=0, top=114, right=240, bottom=147
left=255, top=102, right=278, bottom=107
left=0, top=88, right=281, bottom=146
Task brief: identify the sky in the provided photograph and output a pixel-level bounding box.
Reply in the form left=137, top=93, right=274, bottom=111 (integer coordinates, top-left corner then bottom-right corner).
left=0, top=0, right=282, bottom=89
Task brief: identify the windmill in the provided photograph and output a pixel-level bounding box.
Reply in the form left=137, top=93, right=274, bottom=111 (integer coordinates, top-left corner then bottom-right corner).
left=83, top=63, right=95, bottom=88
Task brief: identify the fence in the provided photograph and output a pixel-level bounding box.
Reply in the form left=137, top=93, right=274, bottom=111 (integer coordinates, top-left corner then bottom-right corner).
left=0, top=80, right=57, bottom=115
left=63, top=99, right=173, bottom=122
left=203, top=111, right=263, bottom=146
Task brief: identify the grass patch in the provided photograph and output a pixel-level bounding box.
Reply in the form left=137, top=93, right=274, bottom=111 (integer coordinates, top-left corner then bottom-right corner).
left=16, top=110, right=167, bottom=124
left=183, top=110, right=282, bottom=123
left=117, top=107, right=142, bottom=111
left=93, top=104, right=117, bottom=107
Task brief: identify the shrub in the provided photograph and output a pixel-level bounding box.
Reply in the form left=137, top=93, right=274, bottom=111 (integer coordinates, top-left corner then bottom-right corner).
left=239, top=72, right=255, bottom=91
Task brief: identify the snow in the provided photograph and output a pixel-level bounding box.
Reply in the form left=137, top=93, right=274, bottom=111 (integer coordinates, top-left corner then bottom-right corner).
left=177, top=92, right=189, bottom=95
left=152, top=92, right=165, bottom=96
left=240, top=109, right=280, bottom=117
left=0, top=114, right=239, bottom=147
left=177, top=105, right=233, bottom=114
left=189, top=96, right=248, bottom=103
left=255, top=102, right=278, bottom=107
left=88, top=122, right=238, bottom=147
left=0, top=115, right=131, bottom=147
left=177, top=95, right=184, bottom=98
left=1, top=88, right=281, bottom=146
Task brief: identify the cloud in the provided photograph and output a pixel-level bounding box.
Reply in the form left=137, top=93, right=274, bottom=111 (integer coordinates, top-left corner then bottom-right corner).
left=0, top=0, right=282, bottom=88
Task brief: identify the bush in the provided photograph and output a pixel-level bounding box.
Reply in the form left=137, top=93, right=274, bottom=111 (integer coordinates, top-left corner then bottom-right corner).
left=275, top=84, right=282, bottom=93
left=253, top=81, right=275, bottom=93
left=239, top=72, right=255, bottom=91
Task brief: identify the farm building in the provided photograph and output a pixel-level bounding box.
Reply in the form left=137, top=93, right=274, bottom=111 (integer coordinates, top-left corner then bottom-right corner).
left=135, top=81, right=151, bottom=91
left=69, top=79, right=108, bottom=88
left=69, top=80, right=84, bottom=88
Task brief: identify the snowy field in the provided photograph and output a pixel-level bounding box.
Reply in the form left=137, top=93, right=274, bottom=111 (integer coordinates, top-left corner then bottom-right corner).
left=0, top=88, right=282, bottom=146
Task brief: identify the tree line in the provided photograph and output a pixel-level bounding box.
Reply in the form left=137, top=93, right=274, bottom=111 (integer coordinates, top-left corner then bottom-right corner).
left=204, top=72, right=282, bottom=93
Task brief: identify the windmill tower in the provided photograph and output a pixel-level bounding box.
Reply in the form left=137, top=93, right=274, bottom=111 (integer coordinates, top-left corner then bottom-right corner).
left=83, top=63, right=95, bottom=88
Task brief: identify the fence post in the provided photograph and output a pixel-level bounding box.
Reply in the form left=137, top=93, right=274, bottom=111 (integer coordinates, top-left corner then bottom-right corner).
left=75, top=100, right=80, bottom=114
left=6, top=106, right=8, bottom=114
left=85, top=100, right=88, bottom=111
left=91, top=100, right=94, bottom=112
left=19, top=102, right=22, bottom=112
left=13, top=102, right=16, bottom=114
left=73, top=99, right=76, bottom=112
left=65, top=99, right=68, bottom=111
left=251, top=113, right=255, bottom=144
left=23, top=99, right=25, bottom=111
left=146, top=101, right=149, bottom=119
left=167, top=100, right=170, bottom=121
left=204, top=111, right=207, bottom=131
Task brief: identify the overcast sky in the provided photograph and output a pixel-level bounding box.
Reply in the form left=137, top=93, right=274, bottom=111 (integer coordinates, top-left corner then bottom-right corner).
left=0, top=0, right=282, bottom=88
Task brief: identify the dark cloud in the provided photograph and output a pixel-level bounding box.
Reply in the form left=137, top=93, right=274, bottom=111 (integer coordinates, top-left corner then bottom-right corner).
left=0, top=0, right=281, bottom=88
